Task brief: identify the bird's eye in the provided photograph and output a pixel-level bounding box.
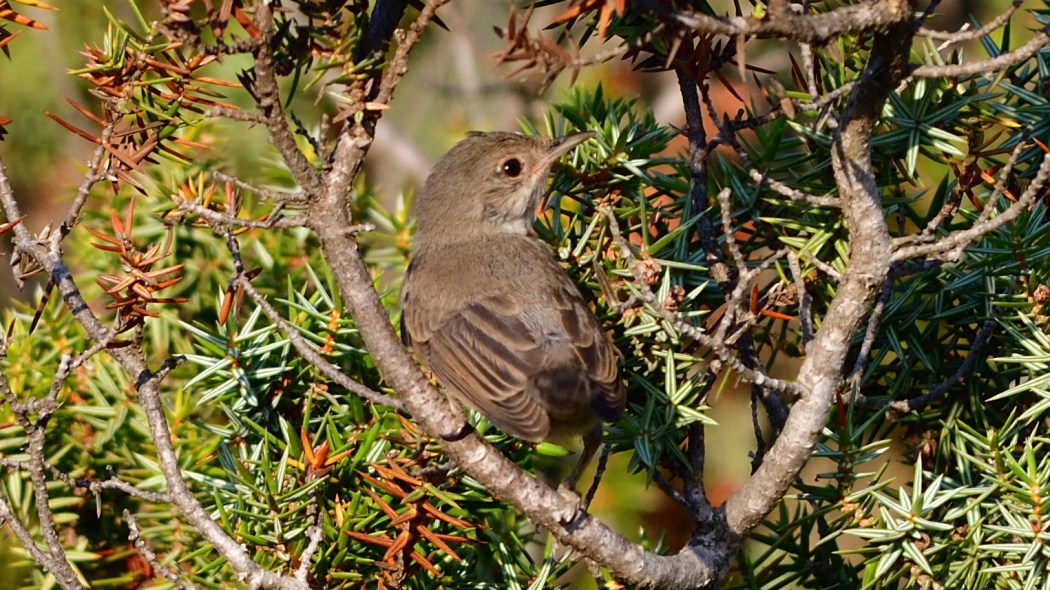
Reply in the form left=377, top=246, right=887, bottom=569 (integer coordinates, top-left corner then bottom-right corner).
left=501, top=158, right=523, bottom=177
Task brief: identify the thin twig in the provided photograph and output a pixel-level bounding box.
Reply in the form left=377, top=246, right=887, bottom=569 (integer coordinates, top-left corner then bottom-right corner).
left=637, top=0, right=910, bottom=45
left=681, top=73, right=791, bottom=431
left=853, top=309, right=1002, bottom=414
left=56, top=128, right=113, bottom=245
left=0, top=496, right=73, bottom=588
left=747, top=169, right=841, bottom=208
left=916, top=179, right=964, bottom=240
left=799, top=34, right=819, bottom=100
left=651, top=470, right=691, bottom=512
left=581, top=444, right=611, bottom=512
left=968, top=131, right=1032, bottom=228
left=716, top=187, right=747, bottom=274
left=172, top=196, right=308, bottom=230
left=251, top=3, right=323, bottom=197
left=125, top=510, right=197, bottom=590
left=917, top=1, right=1019, bottom=44
left=911, top=28, right=1048, bottom=78
left=212, top=171, right=309, bottom=204
left=204, top=106, right=266, bottom=124
left=797, top=249, right=842, bottom=282
left=295, top=493, right=324, bottom=583
left=602, top=207, right=805, bottom=399
left=235, top=275, right=403, bottom=410
left=893, top=146, right=1050, bottom=262
left=27, top=430, right=80, bottom=585
left=85, top=473, right=171, bottom=504
left=703, top=85, right=840, bottom=209
left=847, top=281, right=893, bottom=386
left=787, top=252, right=813, bottom=347
left=0, top=371, right=32, bottom=431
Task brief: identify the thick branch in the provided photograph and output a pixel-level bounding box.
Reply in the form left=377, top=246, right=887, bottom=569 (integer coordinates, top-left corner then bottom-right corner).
left=723, top=0, right=914, bottom=536
left=314, top=206, right=730, bottom=589
left=250, top=3, right=323, bottom=197
left=313, top=5, right=731, bottom=583
left=638, top=0, right=911, bottom=44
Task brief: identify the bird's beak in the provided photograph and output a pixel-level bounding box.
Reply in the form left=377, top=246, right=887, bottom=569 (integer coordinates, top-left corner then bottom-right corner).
left=536, top=131, right=595, bottom=171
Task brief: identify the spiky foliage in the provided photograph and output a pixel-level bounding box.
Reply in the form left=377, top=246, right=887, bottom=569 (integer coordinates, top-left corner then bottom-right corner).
left=1, top=1, right=1049, bottom=589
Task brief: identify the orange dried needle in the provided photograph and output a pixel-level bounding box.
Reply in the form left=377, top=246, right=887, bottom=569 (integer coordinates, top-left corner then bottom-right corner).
left=416, top=524, right=462, bottom=561
left=105, top=143, right=147, bottom=172
left=218, top=288, right=235, bottom=324
left=385, top=460, right=422, bottom=487
left=420, top=502, right=472, bottom=529
left=193, top=75, right=241, bottom=88
left=598, top=3, right=614, bottom=39
left=344, top=529, right=394, bottom=548
left=312, top=440, right=331, bottom=469
left=147, top=296, right=189, bottom=305
left=362, top=487, right=401, bottom=521
left=111, top=206, right=128, bottom=238
left=389, top=506, right=419, bottom=527
left=65, top=99, right=105, bottom=126
left=978, top=168, right=1017, bottom=201
left=129, top=305, right=159, bottom=318
left=224, top=180, right=236, bottom=212
left=428, top=531, right=471, bottom=544
left=759, top=309, right=795, bottom=321
left=152, top=276, right=183, bottom=290
left=0, top=216, right=23, bottom=235
left=395, top=414, right=419, bottom=435
left=359, top=471, right=408, bottom=499
left=552, top=3, right=585, bottom=23
left=382, top=529, right=412, bottom=562
left=0, top=31, right=21, bottom=50
left=45, top=112, right=99, bottom=143
left=97, top=273, right=133, bottom=292
left=300, top=428, right=315, bottom=465
left=323, top=446, right=354, bottom=467
left=408, top=550, right=441, bottom=576
left=368, top=462, right=397, bottom=482
left=130, top=282, right=156, bottom=301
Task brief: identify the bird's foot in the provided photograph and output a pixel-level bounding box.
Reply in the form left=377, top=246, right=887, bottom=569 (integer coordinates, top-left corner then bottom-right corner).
left=439, top=422, right=475, bottom=441
left=556, top=484, right=587, bottom=531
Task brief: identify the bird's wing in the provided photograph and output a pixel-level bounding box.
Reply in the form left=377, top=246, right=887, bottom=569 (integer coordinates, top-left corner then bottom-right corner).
left=420, top=292, right=551, bottom=442
left=551, top=290, right=624, bottom=422
left=413, top=280, right=624, bottom=441
left=401, top=237, right=624, bottom=440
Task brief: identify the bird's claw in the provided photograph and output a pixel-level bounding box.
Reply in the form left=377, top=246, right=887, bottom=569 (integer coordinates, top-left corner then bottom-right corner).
left=556, top=484, right=587, bottom=530
left=439, top=422, right=475, bottom=441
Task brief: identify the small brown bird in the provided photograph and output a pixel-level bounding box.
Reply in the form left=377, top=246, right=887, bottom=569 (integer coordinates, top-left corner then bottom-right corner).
left=400, top=131, right=624, bottom=485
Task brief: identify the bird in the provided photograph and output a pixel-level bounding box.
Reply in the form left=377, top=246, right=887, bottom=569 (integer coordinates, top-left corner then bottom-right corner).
left=399, top=130, right=625, bottom=488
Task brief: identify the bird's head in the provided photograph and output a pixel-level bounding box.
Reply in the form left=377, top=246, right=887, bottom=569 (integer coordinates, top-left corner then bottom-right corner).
left=411, top=131, right=594, bottom=241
